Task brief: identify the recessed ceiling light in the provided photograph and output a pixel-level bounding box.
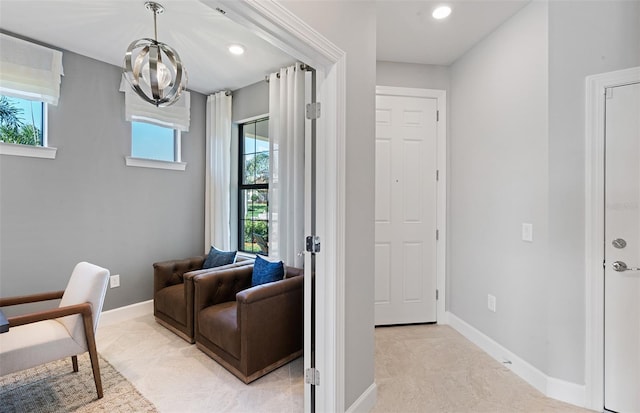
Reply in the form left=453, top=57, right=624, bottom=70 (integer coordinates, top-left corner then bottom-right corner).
left=432, top=6, right=452, bottom=20
left=228, top=44, right=245, bottom=55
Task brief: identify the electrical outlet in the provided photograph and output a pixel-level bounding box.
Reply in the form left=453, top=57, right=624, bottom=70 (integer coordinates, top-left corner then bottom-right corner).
left=110, top=274, right=120, bottom=288
left=487, top=294, right=496, bottom=312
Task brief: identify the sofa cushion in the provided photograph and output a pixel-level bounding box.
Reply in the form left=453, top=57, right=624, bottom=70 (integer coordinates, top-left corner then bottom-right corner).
left=251, top=256, right=284, bottom=287
left=198, top=302, right=240, bottom=359
left=155, top=284, right=186, bottom=326
left=203, top=246, right=237, bottom=269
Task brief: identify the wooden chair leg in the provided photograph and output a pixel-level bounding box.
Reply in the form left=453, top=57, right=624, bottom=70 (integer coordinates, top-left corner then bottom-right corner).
left=82, top=312, right=103, bottom=399
left=72, top=355, right=79, bottom=372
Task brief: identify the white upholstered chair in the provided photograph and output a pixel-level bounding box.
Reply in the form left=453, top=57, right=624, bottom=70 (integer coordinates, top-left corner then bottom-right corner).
left=0, top=262, right=110, bottom=398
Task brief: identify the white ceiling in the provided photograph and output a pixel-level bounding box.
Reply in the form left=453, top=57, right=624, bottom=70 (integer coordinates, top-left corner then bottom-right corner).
left=0, top=0, right=296, bottom=94
left=377, top=0, right=530, bottom=65
left=0, top=1, right=530, bottom=94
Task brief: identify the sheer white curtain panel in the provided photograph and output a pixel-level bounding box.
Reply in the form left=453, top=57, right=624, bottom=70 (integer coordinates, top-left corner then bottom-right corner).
left=205, top=91, right=233, bottom=251
left=0, top=33, right=64, bottom=105
left=268, top=63, right=305, bottom=267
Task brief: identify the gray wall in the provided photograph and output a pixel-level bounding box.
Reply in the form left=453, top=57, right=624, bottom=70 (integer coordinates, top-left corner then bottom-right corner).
left=280, top=1, right=377, bottom=409
left=546, top=0, right=640, bottom=382
left=232, top=80, right=269, bottom=123
left=449, top=0, right=550, bottom=375
left=376, top=61, right=450, bottom=91
left=449, top=0, right=640, bottom=385
left=0, top=49, right=207, bottom=311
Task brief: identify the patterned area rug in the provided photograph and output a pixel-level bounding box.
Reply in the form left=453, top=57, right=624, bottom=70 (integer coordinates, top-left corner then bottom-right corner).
left=0, top=353, right=157, bottom=413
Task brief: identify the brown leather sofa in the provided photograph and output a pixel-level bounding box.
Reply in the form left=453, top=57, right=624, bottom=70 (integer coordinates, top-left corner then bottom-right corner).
left=194, top=264, right=303, bottom=383
left=153, top=255, right=253, bottom=343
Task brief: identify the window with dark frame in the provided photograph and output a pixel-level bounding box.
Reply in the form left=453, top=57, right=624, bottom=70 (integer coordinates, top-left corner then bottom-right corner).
left=238, top=117, right=269, bottom=254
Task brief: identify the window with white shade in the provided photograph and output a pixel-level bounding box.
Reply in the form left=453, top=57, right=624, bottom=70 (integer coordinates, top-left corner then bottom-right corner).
left=0, top=33, right=63, bottom=159
left=120, top=76, right=190, bottom=170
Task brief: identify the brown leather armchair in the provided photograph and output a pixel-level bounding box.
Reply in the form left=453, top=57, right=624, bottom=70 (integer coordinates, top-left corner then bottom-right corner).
left=194, top=264, right=303, bottom=383
left=153, top=255, right=253, bottom=343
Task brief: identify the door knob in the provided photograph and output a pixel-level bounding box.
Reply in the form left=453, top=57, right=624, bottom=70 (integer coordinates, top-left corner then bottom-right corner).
left=612, top=261, right=640, bottom=272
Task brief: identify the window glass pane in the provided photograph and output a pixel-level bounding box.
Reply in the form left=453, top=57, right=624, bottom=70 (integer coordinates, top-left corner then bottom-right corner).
left=238, top=117, right=269, bottom=254
left=254, top=152, right=269, bottom=183
left=239, top=189, right=269, bottom=254
left=255, top=119, right=269, bottom=152
left=243, top=154, right=256, bottom=184
left=243, top=122, right=256, bottom=155
left=0, top=95, right=44, bottom=146
left=131, top=121, right=175, bottom=162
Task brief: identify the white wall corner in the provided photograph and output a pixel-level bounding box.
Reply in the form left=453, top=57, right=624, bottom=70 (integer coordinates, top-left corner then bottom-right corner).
left=345, top=382, right=377, bottom=413
left=99, top=300, right=153, bottom=327
left=447, top=312, right=586, bottom=408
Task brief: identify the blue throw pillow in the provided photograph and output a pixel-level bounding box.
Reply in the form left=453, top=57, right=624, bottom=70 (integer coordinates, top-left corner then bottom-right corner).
left=202, top=246, right=236, bottom=269
left=252, top=255, right=284, bottom=286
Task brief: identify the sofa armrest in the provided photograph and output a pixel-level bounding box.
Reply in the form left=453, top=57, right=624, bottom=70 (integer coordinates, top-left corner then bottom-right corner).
left=194, top=265, right=254, bottom=313
left=237, top=274, right=304, bottom=370
left=236, top=274, right=303, bottom=305
left=183, top=259, right=254, bottom=281
left=153, top=255, right=206, bottom=294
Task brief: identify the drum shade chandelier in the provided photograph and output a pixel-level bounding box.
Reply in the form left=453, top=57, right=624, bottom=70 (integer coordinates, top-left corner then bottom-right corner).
left=123, top=1, right=187, bottom=107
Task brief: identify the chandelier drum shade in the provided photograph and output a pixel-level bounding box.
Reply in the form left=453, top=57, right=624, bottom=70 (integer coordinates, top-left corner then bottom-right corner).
left=123, top=1, right=187, bottom=107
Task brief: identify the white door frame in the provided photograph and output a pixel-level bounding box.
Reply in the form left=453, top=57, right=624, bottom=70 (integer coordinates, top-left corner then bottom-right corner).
left=585, top=66, right=640, bottom=411
left=375, top=86, right=448, bottom=323
left=200, top=1, right=347, bottom=411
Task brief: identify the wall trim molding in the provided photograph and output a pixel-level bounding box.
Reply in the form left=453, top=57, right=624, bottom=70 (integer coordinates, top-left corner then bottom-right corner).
left=447, top=312, right=586, bottom=408
left=345, top=383, right=377, bottom=413
left=99, top=300, right=153, bottom=327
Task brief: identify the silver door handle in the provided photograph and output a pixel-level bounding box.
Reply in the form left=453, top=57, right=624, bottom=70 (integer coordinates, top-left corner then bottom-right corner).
left=612, top=261, right=640, bottom=272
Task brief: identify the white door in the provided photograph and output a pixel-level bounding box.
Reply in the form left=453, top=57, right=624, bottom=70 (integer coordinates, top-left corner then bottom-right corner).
left=375, top=92, right=438, bottom=325
left=604, top=81, right=640, bottom=413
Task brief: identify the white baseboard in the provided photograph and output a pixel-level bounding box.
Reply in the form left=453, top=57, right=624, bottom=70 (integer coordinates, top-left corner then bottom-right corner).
left=447, top=312, right=586, bottom=408
left=99, top=300, right=153, bottom=327
left=345, top=382, right=377, bottom=413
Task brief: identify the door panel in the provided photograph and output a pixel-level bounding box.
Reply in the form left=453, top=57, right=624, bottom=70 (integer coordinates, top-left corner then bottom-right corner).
left=375, top=94, right=438, bottom=325
left=604, top=82, right=640, bottom=413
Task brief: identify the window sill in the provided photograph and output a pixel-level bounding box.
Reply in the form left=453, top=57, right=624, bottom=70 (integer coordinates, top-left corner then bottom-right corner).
left=0, top=142, right=57, bottom=159
left=125, top=156, right=187, bottom=171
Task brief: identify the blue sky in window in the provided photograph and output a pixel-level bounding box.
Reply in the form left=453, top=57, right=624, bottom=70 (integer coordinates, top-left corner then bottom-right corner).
left=3, top=95, right=43, bottom=129
left=131, top=122, right=174, bottom=162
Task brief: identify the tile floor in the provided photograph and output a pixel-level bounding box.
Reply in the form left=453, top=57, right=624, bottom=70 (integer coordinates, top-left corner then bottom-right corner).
left=97, top=315, right=593, bottom=413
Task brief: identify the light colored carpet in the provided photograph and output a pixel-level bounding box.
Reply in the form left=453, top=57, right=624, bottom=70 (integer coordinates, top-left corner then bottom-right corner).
left=373, top=324, right=594, bottom=413
left=0, top=353, right=157, bottom=413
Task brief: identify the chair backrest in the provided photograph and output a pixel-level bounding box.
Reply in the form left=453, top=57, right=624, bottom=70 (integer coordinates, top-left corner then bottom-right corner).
left=57, top=262, right=110, bottom=346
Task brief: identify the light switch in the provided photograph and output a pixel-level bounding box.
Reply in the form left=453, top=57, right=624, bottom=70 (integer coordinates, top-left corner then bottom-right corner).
left=522, top=223, right=533, bottom=242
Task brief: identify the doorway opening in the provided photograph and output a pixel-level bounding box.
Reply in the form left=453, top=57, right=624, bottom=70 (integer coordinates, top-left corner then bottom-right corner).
left=201, top=2, right=348, bottom=412
left=585, top=66, right=640, bottom=411
left=374, top=86, right=447, bottom=327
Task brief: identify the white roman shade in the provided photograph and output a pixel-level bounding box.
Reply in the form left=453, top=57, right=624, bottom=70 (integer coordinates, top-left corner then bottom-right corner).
left=0, top=33, right=64, bottom=106
left=119, top=76, right=191, bottom=132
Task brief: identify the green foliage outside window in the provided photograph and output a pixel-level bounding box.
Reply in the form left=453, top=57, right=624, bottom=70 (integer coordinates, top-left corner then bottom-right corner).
left=0, top=96, right=43, bottom=146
